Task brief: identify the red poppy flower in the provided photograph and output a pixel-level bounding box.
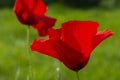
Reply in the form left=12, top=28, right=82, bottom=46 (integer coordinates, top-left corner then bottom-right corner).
left=32, top=16, right=57, bottom=36
left=30, top=20, right=114, bottom=71
left=13, top=0, right=47, bottom=25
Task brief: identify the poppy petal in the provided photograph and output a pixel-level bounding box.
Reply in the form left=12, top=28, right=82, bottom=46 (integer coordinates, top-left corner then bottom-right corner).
left=50, top=38, right=88, bottom=71
left=61, top=20, right=99, bottom=57
left=48, top=28, right=61, bottom=39
left=91, top=30, right=114, bottom=51
left=30, top=39, right=60, bottom=59
left=13, top=0, right=47, bottom=25
left=32, top=16, right=56, bottom=36
left=33, top=0, right=47, bottom=15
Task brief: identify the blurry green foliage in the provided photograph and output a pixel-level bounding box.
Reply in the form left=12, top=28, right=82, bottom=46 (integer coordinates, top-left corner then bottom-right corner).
left=44, top=0, right=120, bottom=9
left=0, top=0, right=15, bottom=8
left=115, top=0, right=120, bottom=7
left=0, top=0, right=120, bottom=9
left=59, top=0, right=101, bottom=8
left=100, top=0, right=116, bottom=9
left=44, top=0, right=58, bottom=4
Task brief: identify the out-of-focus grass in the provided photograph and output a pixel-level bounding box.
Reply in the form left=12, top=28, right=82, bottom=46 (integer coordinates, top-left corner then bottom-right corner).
left=0, top=3, right=120, bottom=80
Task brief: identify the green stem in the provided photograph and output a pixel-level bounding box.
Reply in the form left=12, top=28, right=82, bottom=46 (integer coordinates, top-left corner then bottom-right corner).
left=26, top=27, right=34, bottom=80
left=56, top=67, right=61, bottom=80
left=76, top=71, right=80, bottom=80
left=15, top=67, right=20, bottom=80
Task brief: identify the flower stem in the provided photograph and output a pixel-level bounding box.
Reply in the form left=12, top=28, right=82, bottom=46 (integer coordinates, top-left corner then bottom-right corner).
left=15, top=67, right=20, bottom=80
left=26, top=27, right=34, bottom=80
left=56, top=67, right=61, bottom=80
left=76, top=71, right=80, bottom=80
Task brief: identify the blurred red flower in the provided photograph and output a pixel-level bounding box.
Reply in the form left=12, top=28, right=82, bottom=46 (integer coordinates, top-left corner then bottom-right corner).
left=30, top=20, right=114, bottom=71
left=13, top=0, right=56, bottom=36
left=14, top=0, right=47, bottom=25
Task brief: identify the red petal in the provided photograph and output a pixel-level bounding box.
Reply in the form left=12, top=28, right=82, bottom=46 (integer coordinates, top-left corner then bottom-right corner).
left=32, top=16, right=56, bottom=36
left=49, top=38, right=89, bottom=71
left=20, top=0, right=33, bottom=10
left=61, top=20, right=99, bottom=57
left=30, top=39, right=60, bottom=59
left=48, top=28, right=61, bottom=39
left=91, top=30, right=114, bottom=51
left=13, top=0, right=47, bottom=25
left=33, top=0, right=47, bottom=15
left=47, top=28, right=89, bottom=70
